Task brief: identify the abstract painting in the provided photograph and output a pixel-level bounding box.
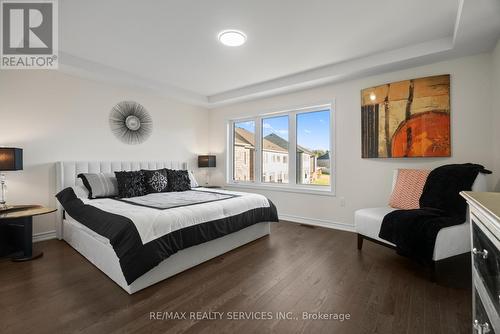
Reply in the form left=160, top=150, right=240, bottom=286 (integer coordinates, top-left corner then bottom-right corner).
left=361, top=74, right=450, bottom=158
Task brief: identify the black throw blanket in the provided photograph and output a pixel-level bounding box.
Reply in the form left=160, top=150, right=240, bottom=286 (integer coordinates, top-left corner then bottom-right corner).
left=379, top=163, right=491, bottom=263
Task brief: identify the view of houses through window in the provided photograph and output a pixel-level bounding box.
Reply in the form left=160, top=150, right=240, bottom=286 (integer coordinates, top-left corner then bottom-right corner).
left=233, top=120, right=255, bottom=181
left=262, top=115, right=289, bottom=183
left=231, top=106, right=332, bottom=188
left=297, top=110, right=331, bottom=185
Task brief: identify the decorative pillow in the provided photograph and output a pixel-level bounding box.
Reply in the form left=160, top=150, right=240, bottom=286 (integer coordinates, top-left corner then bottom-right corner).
left=167, top=169, right=191, bottom=192
left=142, top=168, right=169, bottom=193
left=188, top=171, right=199, bottom=188
left=72, top=184, right=90, bottom=199
left=114, top=170, right=147, bottom=198
left=389, top=169, right=431, bottom=209
left=77, top=173, right=118, bottom=199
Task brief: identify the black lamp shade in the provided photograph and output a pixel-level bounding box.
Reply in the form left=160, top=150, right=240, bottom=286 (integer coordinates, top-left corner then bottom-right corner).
left=198, top=155, right=216, bottom=168
left=0, top=148, right=23, bottom=171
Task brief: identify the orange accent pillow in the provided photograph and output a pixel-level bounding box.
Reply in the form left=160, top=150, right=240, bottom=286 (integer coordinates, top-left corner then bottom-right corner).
left=389, top=169, right=431, bottom=209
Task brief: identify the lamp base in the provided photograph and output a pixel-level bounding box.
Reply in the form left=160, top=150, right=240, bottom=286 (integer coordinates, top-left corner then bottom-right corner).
left=0, top=205, right=16, bottom=212
left=0, top=173, right=6, bottom=208
left=0, top=205, right=39, bottom=213
left=11, top=250, right=44, bottom=262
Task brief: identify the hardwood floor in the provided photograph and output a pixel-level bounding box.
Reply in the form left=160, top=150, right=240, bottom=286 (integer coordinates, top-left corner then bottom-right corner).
left=0, top=222, right=471, bottom=334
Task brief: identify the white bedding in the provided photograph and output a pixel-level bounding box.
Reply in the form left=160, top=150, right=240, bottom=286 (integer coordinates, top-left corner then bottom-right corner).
left=81, top=187, right=272, bottom=244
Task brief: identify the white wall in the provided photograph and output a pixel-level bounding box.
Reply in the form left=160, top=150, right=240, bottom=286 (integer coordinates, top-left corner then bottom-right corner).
left=0, top=71, right=209, bottom=237
left=1, top=51, right=496, bottom=237
left=208, top=54, right=495, bottom=230
left=492, top=39, right=500, bottom=191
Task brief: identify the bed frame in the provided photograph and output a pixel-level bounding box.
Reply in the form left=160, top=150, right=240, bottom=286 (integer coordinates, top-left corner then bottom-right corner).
left=55, top=161, right=271, bottom=294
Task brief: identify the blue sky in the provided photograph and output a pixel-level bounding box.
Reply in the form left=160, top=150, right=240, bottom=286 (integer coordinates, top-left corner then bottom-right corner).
left=297, top=110, right=330, bottom=151
left=263, top=115, right=288, bottom=139
left=236, top=120, right=255, bottom=133
left=235, top=110, right=330, bottom=151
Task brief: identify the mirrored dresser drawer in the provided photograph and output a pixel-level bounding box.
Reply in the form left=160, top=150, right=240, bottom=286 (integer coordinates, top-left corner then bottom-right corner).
left=472, top=221, right=500, bottom=315
left=474, top=288, right=496, bottom=334
left=462, top=192, right=500, bottom=334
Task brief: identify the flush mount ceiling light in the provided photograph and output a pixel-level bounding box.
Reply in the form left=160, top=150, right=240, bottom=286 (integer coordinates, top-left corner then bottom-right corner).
left=218, top=30, right=247, bottom=47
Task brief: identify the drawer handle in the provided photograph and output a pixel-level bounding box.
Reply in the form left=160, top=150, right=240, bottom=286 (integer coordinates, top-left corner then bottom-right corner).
left=474, top=320, right=490, bottom=333
left=473, top=248, right=489, bottom=259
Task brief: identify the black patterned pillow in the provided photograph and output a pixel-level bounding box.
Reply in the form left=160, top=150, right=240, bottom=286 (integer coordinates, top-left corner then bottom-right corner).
left=114, top=170, right=147, bottom=198
left=167, top=169, right=191, bottom=192
left=142, top=168, right=169, bottom=193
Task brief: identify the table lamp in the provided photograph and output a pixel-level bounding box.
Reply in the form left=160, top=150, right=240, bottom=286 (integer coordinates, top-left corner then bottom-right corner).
left=198, top=155, right=216, bottom=186
left=0, top=148, right=23, bottom=210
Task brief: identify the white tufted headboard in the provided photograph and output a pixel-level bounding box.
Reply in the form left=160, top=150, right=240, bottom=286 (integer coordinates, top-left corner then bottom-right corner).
left=55, top=160, right=188, bottom=239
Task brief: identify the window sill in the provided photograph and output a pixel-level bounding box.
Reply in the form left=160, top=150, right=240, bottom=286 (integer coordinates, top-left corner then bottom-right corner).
left=224, top=182, right=335, bottom=197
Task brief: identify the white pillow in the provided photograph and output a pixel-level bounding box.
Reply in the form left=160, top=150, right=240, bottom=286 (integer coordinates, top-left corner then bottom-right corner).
left=188, top=171, right=199, bottom=188
left=72, top=179, right=90, bottom=199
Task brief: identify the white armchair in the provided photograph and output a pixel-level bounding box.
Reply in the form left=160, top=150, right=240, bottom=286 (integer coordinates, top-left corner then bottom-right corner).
left=354, top=170, right=488, bottom=262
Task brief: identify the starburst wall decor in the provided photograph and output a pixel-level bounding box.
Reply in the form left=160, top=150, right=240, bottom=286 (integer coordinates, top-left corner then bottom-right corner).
left=109, top=101, right=153, bottom=145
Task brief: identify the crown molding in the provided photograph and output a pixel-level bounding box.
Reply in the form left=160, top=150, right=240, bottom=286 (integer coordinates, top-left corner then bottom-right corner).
left=58, top=52, right=209, bottom=107
left=206, top=37, right=454, bottom=107
left=452, top=0, right=465, bottom=46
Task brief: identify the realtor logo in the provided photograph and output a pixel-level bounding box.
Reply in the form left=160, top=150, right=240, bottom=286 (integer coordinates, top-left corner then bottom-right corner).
left=1, top=0, right=58, bottom=69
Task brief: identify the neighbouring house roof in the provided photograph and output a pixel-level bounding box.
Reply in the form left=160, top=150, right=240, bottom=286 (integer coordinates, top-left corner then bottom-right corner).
left=234, top=127, right=313, bottom=155
left=317, top=152, right=330, bottom=160
left=263, top=133, right=288, bottom=153
left=235, top=127, right=287, bottom=153
left=235, top=127, right=256, bottom=148
left=262, top=132, right=314, bottom=155
left=297, top=145, right=314, bottom=156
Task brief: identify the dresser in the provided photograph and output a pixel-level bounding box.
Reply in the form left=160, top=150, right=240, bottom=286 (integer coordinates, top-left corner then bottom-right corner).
left=462, top=192, right=500, bottom=334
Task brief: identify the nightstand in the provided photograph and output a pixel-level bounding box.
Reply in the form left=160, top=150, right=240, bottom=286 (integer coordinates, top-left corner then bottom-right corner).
left=0, top=205, right=56, bottom=261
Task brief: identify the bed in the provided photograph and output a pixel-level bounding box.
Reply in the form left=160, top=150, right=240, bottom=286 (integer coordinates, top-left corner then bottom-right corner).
left=55, top=161, right=276, bottom=294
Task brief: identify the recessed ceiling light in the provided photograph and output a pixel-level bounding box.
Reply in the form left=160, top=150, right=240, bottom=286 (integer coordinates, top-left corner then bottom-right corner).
left=369, top=92, right=376, bottom=101
left=218, top=30, right=247, bottom=47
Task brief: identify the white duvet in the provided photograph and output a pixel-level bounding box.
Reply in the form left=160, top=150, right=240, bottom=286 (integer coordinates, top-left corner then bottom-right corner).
left=81, top=188, right=271, bottom=245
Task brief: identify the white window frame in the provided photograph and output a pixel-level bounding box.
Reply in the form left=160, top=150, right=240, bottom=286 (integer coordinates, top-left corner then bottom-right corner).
left=226, top=101, right=335, bottom=196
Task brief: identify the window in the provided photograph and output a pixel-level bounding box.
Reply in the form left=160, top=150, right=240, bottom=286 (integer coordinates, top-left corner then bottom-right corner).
left=232, top=120, right=255, bottom=182
left=228, top=104, right=333, bottom=194
left=297, top=110, right=331, bottom=186
left=262, top=115, right=288, bottom=183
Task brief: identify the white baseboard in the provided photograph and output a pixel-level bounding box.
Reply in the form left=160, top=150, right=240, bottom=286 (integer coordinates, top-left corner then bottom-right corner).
left=279, top=214, right=355, bottom=232
left=30, top=217, right=353, bottom=243
left=33, top=230, right=57, bottom=243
